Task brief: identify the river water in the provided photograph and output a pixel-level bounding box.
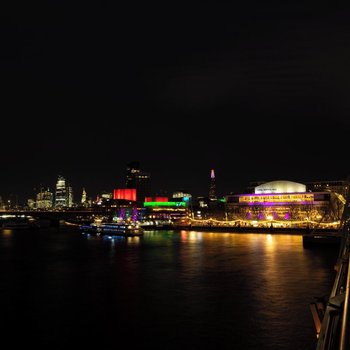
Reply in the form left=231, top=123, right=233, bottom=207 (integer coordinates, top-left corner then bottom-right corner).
left=0, top=228, right=338, bottom=349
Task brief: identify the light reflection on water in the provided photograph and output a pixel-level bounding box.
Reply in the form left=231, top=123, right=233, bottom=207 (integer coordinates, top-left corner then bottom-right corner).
left=0, top=228, right=338, bottom=349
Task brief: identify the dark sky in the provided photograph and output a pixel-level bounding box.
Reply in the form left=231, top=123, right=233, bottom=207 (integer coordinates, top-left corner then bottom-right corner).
left=2, top=1, right=350, bottom=202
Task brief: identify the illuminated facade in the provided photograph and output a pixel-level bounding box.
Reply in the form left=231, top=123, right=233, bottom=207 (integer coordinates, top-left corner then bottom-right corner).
left=145, top=196, right=168, bottom=202
left=172, top=191, right=191, bottom=200
left=67, top=185, right=74, bottom=208
left=142, top=199, right=188, bottom=222
left=36, top=188, right=53, bottom=209
left=114, top=189, right=137, bottom=202
left=55, top=175, right=67, bottom=208
left=209, top=169, right=217, bottom=200
left=54, top=176, right=74, bottom=208
left=225, top=180, right=341, bottom=227
left=305, top=180, right=348, bottom=198
left=27, top=199, right=35, bottom=209
left=239, top=193, right=314, bottom=204
left=81, top=188, right=87, bottom=205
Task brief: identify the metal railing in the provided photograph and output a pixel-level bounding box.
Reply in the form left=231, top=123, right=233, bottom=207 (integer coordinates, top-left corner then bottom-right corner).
left=315, top=219, right=350, bottom=349
left=339, top=249, right=350, bottom=350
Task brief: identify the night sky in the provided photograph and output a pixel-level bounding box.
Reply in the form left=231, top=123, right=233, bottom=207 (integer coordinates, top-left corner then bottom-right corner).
left=2, top=2, right=350, bottom=202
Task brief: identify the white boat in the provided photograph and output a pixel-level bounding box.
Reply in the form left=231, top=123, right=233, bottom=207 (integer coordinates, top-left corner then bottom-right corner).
left=79, top=221, right=144, bottom=236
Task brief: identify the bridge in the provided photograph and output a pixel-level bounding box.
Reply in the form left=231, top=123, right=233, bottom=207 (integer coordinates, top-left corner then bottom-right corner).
left=312, top=181, right=350, bottom=349
left=0, top=209, right=114, bottom=226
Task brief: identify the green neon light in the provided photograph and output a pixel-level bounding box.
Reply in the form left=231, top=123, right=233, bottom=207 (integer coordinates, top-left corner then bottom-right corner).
left=144, top=201, right=186, bottom=207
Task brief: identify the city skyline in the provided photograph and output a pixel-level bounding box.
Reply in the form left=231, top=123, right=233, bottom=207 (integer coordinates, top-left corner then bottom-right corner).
left=2, top=3, right=350, bottom=202
left=0, top=167, right=238, bottom=205
left=1, top=167, right=348, bottom=206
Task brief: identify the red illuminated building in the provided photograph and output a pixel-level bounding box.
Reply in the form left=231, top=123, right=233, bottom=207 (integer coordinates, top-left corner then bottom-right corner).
left=113, top=189, right=136, bottom=202
left=145, top=197, right=169, bottom=202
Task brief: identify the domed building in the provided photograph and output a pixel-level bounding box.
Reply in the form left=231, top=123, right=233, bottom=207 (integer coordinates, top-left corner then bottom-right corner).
left=225, top=180, right=345, bottom=228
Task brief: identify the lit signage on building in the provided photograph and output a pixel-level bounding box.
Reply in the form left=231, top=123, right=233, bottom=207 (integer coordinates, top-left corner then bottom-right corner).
left=144, top=202, right=186, bottom=207
left=239, top=193, right=314, bottom=204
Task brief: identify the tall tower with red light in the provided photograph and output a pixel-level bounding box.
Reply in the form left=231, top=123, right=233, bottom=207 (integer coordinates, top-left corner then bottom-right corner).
left=209, top=169, right=217, bottom=201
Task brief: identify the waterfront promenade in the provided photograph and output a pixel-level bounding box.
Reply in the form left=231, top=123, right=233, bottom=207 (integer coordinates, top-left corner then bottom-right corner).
left=170, top=224, right=338, bottom=234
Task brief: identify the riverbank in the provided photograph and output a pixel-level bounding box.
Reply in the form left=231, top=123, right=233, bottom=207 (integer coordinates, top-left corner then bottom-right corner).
left=142, top=224, right=339, bottom=235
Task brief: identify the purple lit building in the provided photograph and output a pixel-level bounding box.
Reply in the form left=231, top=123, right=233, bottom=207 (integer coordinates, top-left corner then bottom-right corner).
left=225, top=180, right=344, bottom=227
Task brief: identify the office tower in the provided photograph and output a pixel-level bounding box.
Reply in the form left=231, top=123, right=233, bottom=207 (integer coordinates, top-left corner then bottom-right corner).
left=36, top=187, right=53, bottom=209
left=67, top=184, right=74, bottom=207
left=55, top=175, right=67, bottom=208
left=81, top=188, right=87, bottom=205
left=125, top=161, right=151, bottom=206
left=126, top=161, right=141, bottom=188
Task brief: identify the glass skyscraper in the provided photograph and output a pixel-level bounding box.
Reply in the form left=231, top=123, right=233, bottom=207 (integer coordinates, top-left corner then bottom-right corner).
left=55, top=175, right=67, bottom=208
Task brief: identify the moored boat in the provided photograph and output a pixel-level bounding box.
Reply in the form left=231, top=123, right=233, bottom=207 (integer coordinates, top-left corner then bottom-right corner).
left=0, top=215, right=38, bottom=230
left=302, top=232, right=342, bottom=247
left=79, top=221, right=144, bottom=236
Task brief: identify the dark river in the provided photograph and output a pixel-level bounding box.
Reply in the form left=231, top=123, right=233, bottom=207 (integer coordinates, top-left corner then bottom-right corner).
left=0, top=228, right=338, bottom=349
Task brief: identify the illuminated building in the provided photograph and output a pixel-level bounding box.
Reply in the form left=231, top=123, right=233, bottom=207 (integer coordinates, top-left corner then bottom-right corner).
left=209, top=169, right=217, bottom=201
left=172, top=191, right=192, bottom=200
left=305, top=180, right=348, bottom=198
left=80, top=188, right=91, bottom=208
left=142, top=198, right=188, bottom=223
left=93, top=190, right=138, bottom=221
left=189, top=170, right=223, bottom=220
left=194, top=170, right=219, bottom=213
left=144, top=201, right=186, bottom=208
left=36, top=188, right=53, bottom=209
left=67, top=184, right=74, bottom=208
left=81, top=188, right=87, bottom=205
left=197, top=196, right=208, bottom=208
left=145, top=196, right=168, bottom=202
left=27, top=199, right=35, bottom=209
left=101, top=191, right=113, bottom=200
left=126, top=161, right=150, bottom=207
left=0, top=197, right=5, bottom=210
left=171, top=191, right=193, bottom=219
left=55, top=175, right=67, bottom=208
left=54, top=176, right=74, bottom=208
left=113, top=189, right=136, bottom=202
left=95, top=191, right=113, bottom=206
left=225, top=180, right=342, bottom=227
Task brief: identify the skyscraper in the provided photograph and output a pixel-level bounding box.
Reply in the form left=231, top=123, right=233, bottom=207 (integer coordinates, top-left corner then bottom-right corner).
left=126, top=161, right=151, bottom=206
left=126, top=161, right=141, bottom=188
left=81, top=188, right=87, bottom=205
left=67, top=184, right=74, bottom=208
left=209, top=169, right=217, bottom=201
left=55, top=175, right=67, bottom=208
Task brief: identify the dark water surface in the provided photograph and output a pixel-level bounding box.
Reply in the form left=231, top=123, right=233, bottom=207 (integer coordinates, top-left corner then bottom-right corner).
left=0, top=228, right=338, bottom=349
